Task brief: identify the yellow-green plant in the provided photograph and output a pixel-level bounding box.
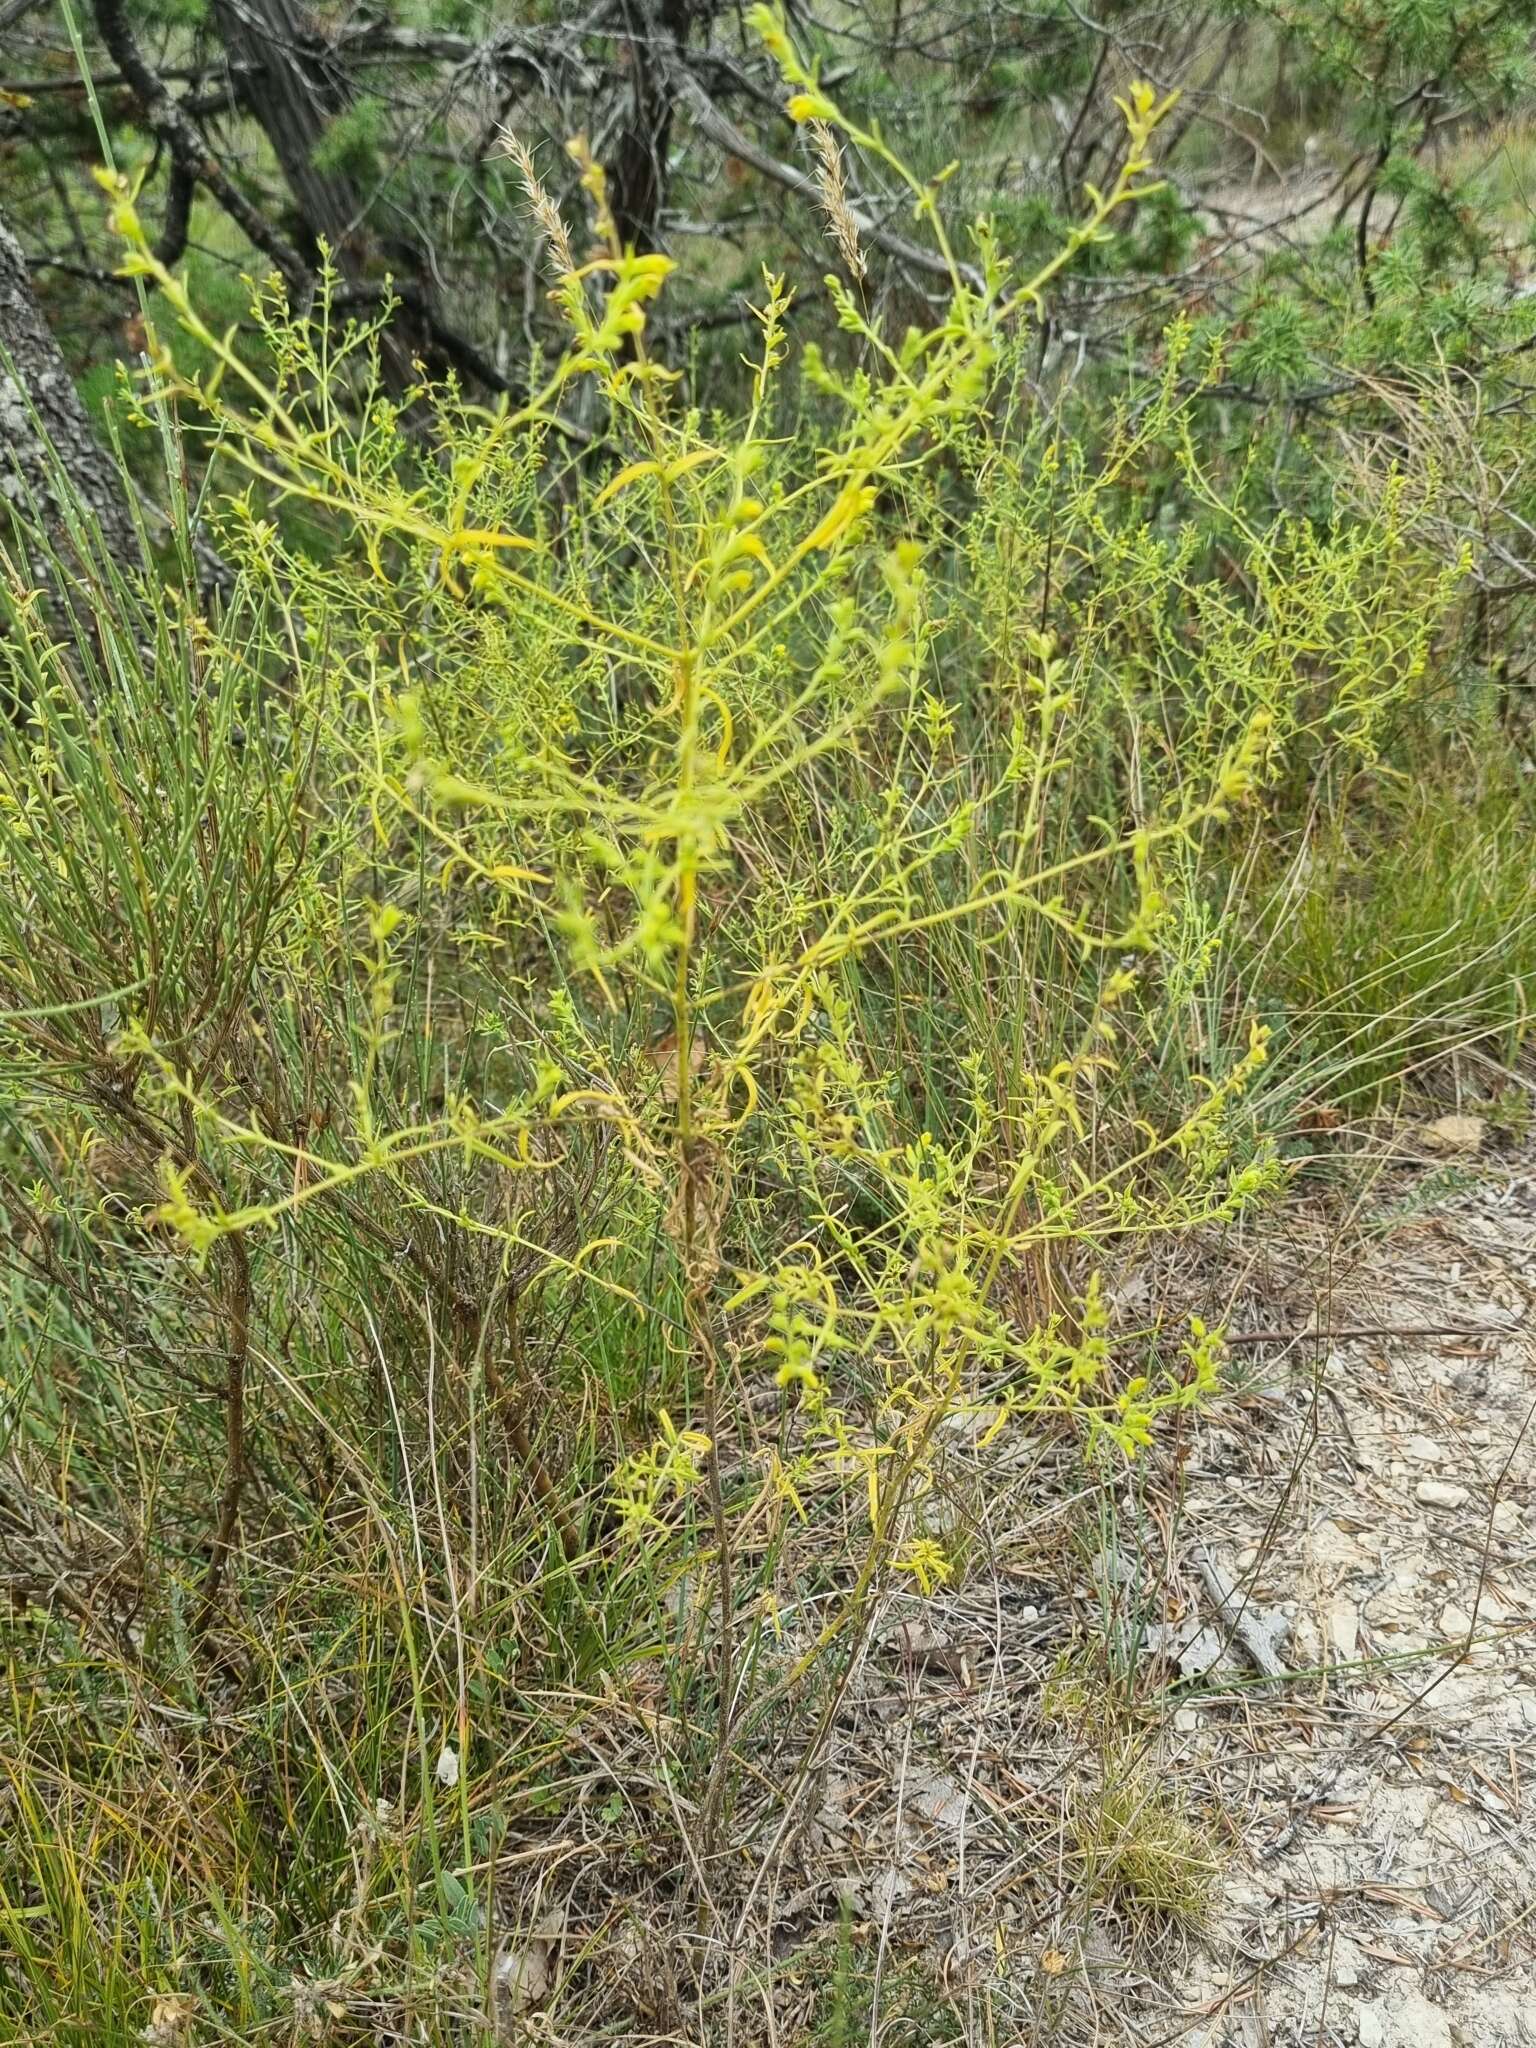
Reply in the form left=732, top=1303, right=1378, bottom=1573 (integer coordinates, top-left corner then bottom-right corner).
left=3, top=33, right=1506, bottom=2044
left=80, top=23, right=1292, bottom=1834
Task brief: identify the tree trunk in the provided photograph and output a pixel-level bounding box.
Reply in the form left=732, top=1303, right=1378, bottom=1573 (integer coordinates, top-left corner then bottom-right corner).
left=212, top=0, right=366, bottom=267
left=211, top=0, right=423, bottom=387
left=607, top=0, right=704, bottom=254
left=0, top=204, right=138, bottom=571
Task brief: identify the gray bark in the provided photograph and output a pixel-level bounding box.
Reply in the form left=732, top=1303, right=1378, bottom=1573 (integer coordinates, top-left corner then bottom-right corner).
left=211, top=0, right=419, bottom=388
left=0, top=204, right=139, bottom=569
left=211, top=0, right=368, bottom=266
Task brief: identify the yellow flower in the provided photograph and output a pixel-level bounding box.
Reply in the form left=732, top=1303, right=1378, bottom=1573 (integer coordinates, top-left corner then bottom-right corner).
left=893, top=1538, right=952, bottom=1597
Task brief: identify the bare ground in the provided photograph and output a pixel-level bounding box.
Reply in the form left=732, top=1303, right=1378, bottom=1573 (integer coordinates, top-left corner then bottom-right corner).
left=861, top=1127, right=1536, bottom=2046
left=1165, top=1134, right=1536, bottom=2048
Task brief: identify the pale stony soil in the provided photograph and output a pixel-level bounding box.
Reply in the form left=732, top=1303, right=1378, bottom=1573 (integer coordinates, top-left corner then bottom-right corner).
left=1160, top=1136, right=1536, bottom=2047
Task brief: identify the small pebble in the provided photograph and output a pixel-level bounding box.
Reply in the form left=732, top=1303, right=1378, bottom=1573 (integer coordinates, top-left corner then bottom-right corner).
left=1415, top=1478, right=1470, bottom=1509
left=1356, top=2003, right=1387, bottom=2048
